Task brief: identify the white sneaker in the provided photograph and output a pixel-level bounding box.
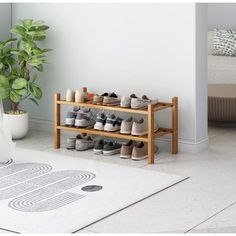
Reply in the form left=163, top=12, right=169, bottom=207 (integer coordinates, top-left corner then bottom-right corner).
left=104, top=114, right=122, bottom=132
left=66, top=89, right=75, bottom=102
left=131, top=95, right=158, bottom=109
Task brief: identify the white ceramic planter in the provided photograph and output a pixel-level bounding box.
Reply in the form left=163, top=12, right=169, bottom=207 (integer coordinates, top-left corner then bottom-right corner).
left=3, top=112, right=29, bottom=140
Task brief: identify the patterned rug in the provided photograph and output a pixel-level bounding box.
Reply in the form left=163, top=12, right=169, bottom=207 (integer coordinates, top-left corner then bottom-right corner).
left=0, top=148, right=187, bottom=233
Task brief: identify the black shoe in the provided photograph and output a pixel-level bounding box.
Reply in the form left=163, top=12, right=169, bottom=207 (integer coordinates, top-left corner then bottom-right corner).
left=103, top=141, right=122, bottom=156
left=94, top=139, right=106, bottom=154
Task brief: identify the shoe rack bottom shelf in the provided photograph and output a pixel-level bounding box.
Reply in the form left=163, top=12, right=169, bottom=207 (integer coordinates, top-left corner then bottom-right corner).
left=54, top=93, right=178, bottom=164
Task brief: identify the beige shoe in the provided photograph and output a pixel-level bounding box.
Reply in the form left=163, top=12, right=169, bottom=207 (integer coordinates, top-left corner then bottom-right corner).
left=66, top=89, right=75, bottom=102
left=131, top=118, right=148, bottom=136
left=131, top=142, right=148, bottom=160
left=93, top=94, right=104, bottom=104
left=131, top=118, right=159, bottom=136
left=120, top=140, right=134, bottom=159
left=132, top=142, right=158, bottom=161
left=120, top=117, right=133, bottom=134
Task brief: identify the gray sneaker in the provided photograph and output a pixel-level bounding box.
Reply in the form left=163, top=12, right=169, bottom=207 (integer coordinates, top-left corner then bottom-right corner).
left=103, top=93, right=120, bottom=106
left=75, top=109, right=95, bottom=128
left=65, top=112, right=77, bottom=127
left=131, top=95, right=158, bottom=109
left=66, top=137, right=76, bottom=149
left=75, top=136, right=94, bottom=151
left=103, top=141, right=122, bottom=156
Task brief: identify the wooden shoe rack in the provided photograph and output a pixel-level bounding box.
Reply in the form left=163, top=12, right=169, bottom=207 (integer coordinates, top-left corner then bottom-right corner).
left=54, top=93, right=178, bottom=164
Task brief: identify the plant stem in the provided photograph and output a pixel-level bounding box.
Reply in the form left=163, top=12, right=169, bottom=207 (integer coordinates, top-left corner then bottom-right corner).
left=11, top=102, right=19, bottom=112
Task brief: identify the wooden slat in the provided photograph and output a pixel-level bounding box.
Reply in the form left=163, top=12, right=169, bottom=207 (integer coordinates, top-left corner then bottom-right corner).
left=154, top=128, right=173, bottom=137
left=57, top=100, right=148, bottom=115
left=172, top=97, right=178, bottom=154
left=153, top=103, right=173, bottom=112
left=57, top=125, right=149, bottom=142
left=54, top=93, right=61, bottom=149
left=148, top=104, right=155, bottom=164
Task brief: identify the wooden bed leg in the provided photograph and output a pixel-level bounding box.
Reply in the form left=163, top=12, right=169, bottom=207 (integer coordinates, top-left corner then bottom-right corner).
left=172, top=97, right=178, bottom=154
left=54, top=93, right=61, bottom=149
left=148, top=104, right=154, bottom=164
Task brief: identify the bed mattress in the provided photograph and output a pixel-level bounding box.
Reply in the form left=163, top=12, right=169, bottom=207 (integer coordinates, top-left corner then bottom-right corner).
left=208, top=55, right=236, bottom=84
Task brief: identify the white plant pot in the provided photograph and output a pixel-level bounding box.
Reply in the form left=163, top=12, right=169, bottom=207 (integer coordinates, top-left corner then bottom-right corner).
left=3, top=112, right=29, bottom=140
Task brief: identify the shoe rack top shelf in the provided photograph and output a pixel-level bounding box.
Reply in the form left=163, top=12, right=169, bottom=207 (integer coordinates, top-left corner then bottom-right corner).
left=57, top=100, right=173, bottom=115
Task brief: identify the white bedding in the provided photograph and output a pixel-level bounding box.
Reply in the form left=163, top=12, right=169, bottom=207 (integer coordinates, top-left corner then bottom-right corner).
left=208, top=31, right=236, bottom=85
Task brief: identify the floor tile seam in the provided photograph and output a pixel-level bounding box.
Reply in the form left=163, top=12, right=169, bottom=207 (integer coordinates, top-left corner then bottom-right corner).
left=185, top=201, right=236, bottom=233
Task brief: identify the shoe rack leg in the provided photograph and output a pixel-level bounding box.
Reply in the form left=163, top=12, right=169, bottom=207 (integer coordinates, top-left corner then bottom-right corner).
left=172, top=97, right=178, bottom=154
left=54, top=93, right=61, bottom=149
left=148, top=104, right=154, bottom=164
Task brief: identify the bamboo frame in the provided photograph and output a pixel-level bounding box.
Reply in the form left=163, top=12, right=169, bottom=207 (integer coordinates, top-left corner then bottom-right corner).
left=54, top=93, right=178, bottom=164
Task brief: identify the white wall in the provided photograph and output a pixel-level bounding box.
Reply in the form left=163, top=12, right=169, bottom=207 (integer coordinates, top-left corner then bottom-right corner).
left=12, top=3, right=208, bottom=152
left=0, top=3, right=12, bottom=111
left=208, top=3, right=236, bottom=30
left=0, top=3, right=11, bottom=41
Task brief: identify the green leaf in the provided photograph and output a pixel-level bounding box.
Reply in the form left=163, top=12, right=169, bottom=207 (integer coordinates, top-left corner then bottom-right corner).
left=0, top=75, right=9, bottom=88
left=0, top=63, right=3, bottom=69
left=35, top=64, right=43, bottom=72
left=32, top=20, right=46, bottom=27
left=10, top=90, right=21, bottom=103
left=41, top=48, right=53, bottom=53
left=21, top=41, right=32, bottom=54
left=22, top=19, right=33, bottom=29
left=32, top=84, right=42, bottom=99
left=27, top=58, right=42, bottom=67
left=32, top=74, right=37, bottom=83
left=15, top=88, right=27, bottom=96
left=0, top=87, right=9, bottom=100
left=12, top=78, right=27, bottom=89
left=29, top=97, right=39, bottom=106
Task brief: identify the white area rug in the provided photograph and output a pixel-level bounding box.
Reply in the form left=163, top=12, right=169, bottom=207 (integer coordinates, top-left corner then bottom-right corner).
left=0, top=148, right=187, bottom=233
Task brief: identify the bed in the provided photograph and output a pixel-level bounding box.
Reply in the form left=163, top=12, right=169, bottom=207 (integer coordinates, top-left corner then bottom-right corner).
left=208, top=31, right=236, bottom=122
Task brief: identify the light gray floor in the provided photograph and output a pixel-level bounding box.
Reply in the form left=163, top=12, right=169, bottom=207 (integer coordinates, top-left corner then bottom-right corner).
left=1, top=125, right=236, bottom=233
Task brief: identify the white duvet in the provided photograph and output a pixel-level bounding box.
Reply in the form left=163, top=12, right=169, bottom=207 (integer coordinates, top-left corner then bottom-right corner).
left=0, top=100, right=15, bottom=163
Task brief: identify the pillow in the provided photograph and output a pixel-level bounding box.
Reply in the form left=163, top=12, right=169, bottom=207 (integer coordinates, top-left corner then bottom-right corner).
left=213, top=28, right=236, bottom=56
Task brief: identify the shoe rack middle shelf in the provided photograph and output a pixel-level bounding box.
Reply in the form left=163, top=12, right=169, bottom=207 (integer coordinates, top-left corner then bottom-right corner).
left=54, top=93, right=178, bottom=164
left=57, top=125, right=173, bottom=142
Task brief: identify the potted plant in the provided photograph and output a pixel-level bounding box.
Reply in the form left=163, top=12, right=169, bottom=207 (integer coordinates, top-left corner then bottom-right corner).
left=0, top=19, right=52, bottom=139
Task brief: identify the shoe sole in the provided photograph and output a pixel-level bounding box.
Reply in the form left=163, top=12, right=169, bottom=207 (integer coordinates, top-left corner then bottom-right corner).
left=103, top=148, right=121, bottom=156
left=93, top=149, right=103, bottom=154
left=132, top=155, right=148, bottom=161
left=94, top=123, right=104, bottom=131
left=120, top=130, right=131, bottom=134
left=65, top=118, right=75, bottom=126
left=131, top=131, right=148, bottom=136
left=120, top=155, right=131, bottom=159
left=75, top=120, right=95, bottom=128
left=104, top=124, right=120, bottom=132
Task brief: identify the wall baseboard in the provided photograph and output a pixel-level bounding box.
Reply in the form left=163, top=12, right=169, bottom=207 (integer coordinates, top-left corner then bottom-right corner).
left=29, top=118, right=209, bottom=153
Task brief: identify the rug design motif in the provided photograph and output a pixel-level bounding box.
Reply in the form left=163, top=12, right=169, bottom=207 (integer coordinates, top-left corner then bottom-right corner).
left=0, top=163, right=96, bottom=212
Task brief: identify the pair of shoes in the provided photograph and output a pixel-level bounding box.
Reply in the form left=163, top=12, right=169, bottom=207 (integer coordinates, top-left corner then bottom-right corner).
left=93, top=139, right=122, bottom=155
left=93, top=92, right=120, bottom=106
left=65, top=108, right=95, bottom=128
left=120, top=140, right=158, bottom=160
left=94, top=113, right=123, bottom=132
left=66, top=87, right=92, bottom=103
left=120, top=94, right=158, bottom=109
left=120, top=117, right=159, bottom=136
left=66, top=134, right=94, bottom=151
